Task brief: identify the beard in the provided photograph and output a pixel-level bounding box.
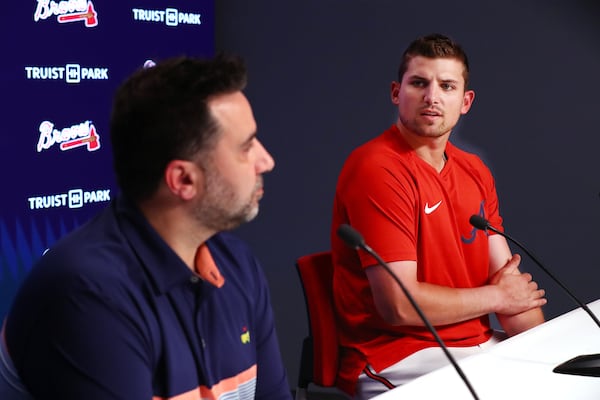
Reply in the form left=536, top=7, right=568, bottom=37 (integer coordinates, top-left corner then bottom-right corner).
left=194, top=163, right=262, bottom=232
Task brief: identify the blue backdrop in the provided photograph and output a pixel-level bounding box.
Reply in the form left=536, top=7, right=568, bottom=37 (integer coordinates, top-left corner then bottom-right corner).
left=1, top=0, right=215, bottom=318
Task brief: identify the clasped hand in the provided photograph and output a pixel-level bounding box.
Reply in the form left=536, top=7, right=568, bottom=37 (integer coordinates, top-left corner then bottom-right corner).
left=489, top=254, right=547, bottom=315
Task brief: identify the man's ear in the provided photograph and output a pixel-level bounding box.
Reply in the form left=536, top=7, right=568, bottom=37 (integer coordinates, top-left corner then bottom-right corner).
left=390, top=81, right=401, bottom=104
left=461, top=89, right=475, bottom=115
left=164, top=160, right=200, bottom=201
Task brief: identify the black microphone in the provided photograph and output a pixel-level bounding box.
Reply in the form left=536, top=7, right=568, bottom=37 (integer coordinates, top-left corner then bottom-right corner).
left=337, top=224, right=480, bottom=400
left=469, top=214, right=600, bottom=377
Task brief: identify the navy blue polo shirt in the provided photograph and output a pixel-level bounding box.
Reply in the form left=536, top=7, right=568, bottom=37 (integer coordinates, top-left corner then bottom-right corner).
left=5, top=195, right=292, bottom=400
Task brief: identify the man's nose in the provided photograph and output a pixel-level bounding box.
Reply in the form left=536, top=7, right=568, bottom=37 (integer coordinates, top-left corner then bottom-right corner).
left=423, top=85, right=440, bottom=104
left=256, top=140, right=275, bottom=173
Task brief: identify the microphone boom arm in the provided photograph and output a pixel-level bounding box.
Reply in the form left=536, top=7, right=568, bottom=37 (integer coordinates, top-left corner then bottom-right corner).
left=469, top=215, right=600, bottom=378
left=337, top=224, right=480, bottom=399
left=361, top=242, right=481, bottom=400
left=485, top=224, right=600, bottom=330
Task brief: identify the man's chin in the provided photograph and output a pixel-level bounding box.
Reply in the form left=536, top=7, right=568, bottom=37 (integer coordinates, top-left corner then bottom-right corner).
left=245, top=205, right=260, bottom=222
left=416, top=128, right=448, bottom=139
left=230, top=205, right=260, bottom=229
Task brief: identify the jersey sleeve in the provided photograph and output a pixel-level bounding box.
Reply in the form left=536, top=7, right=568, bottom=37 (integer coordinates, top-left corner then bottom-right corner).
left=336, top=151, right=419, bottom=267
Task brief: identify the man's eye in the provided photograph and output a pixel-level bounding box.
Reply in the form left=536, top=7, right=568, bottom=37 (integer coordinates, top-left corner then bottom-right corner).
left=243, top=138, right=256, bottom=152
left=411, top=80, right=426, bottom=87
left=441, top=83, right=455, bottom=91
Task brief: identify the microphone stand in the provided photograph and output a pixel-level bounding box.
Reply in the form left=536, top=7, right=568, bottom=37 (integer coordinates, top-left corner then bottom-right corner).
left=338, top=224, right=480, bottom=399
left=470, top=216, right=600, bottom=377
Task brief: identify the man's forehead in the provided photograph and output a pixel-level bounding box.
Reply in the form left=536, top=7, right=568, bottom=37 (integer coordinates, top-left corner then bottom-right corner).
left=210, top=92, right=254, bottom=123
left=405, top=56, right=465, bottom=80
left=208, top=92, right=257, bottom=142
left=209, top=91, right=248, bottom=114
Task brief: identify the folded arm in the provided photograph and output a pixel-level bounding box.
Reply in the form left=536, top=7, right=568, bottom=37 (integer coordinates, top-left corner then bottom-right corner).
left=365, top=234, right=546, bottom=332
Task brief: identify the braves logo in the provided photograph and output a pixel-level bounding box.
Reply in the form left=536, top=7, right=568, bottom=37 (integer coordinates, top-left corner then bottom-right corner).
left=462, top=201, right=486, bottom=244
left=34, top=0, right=98, bottom=27
left=37, top=120, right=101, bottom=153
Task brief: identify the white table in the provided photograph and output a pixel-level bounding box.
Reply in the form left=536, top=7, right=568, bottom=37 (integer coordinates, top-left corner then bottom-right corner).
left=372, top=299, right=600, bottom=399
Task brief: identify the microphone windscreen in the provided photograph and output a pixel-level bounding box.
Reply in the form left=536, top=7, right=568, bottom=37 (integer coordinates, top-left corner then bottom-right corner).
left=469, top=215, right=489, bottom=230
left=337, top=224, right=365, bottom=249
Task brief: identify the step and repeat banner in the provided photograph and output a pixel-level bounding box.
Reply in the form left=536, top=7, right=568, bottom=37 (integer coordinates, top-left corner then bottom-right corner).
left=0, top=1, right=215, bottom=318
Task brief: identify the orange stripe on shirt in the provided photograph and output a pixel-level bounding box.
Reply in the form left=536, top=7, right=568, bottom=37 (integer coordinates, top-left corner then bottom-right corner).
left=152, top=364, right=257, bottom=400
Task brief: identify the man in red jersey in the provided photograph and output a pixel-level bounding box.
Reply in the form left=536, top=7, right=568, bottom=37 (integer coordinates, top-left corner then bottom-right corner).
left=330, top=33, right=546, bottom=399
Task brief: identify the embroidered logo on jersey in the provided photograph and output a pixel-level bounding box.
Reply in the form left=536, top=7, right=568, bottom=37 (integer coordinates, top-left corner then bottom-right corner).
left=424, top=200, right=442, bottom=215
left=240, top=327, right=251, bottom=344
left=462, top=201, right=486, bottom=244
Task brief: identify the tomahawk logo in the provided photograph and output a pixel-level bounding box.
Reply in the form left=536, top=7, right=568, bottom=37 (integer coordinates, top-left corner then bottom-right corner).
left=37, top=120, right=101, bottom=153
left=34, top=0, right=99, bottom=27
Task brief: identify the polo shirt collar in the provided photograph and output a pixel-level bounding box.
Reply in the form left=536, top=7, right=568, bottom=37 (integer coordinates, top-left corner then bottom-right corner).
left=113, top=195, right=195, bottom=295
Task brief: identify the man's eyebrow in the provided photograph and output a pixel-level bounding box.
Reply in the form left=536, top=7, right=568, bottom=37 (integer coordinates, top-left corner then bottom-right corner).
left=241, top=132, right=257, bottom=147
left=407, top=74, right=459, bottom=84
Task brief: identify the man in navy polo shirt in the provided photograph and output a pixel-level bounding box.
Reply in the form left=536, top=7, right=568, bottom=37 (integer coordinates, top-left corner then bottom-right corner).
left=1, top=54, right=292, bottom=400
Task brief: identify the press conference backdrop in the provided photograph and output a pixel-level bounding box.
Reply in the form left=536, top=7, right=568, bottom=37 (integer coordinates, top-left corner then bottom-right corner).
left=2, top=1, right=600, bottom=393
left=0, top=1, right=214, bottom=318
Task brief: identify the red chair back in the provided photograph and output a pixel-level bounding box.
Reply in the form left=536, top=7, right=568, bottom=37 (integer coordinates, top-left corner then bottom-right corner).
left=296, top=251, right=339, bottom=387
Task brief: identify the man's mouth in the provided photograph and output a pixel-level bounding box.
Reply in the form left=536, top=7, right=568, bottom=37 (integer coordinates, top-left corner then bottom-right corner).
left=421, top=108, right=441, bottom=117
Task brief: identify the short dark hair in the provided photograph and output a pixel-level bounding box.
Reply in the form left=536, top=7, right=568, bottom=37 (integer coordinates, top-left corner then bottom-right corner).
left=397, top=33, right=470, bottom=88
left=110, top=53, right=247, bottom=202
